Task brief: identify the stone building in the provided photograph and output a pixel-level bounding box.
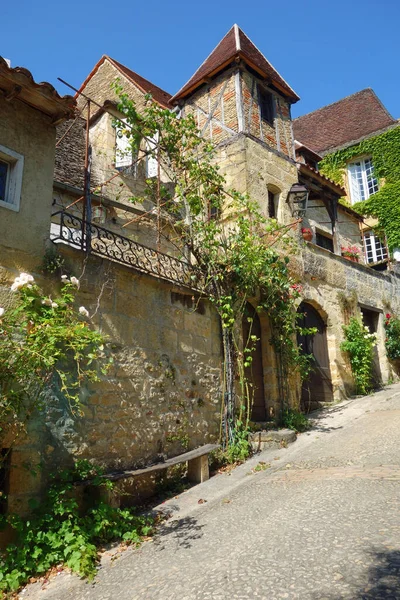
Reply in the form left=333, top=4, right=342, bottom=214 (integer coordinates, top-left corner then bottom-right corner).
left=293, top=88, right=399, bottom=269
left=0, top=57, right=75, bottom=517
left=51, top=25, right=400, bottom=419
left=2, top=27, right=400, bottom=514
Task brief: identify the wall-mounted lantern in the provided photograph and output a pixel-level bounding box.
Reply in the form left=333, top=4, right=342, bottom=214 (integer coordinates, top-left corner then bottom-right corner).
left=287, top=183, right=309, bottom=217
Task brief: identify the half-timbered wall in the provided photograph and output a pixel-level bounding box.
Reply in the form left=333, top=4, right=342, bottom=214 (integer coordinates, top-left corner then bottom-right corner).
left=182, top=70, right=239, bottom=145
left=182, top=67, right=295, bottom=161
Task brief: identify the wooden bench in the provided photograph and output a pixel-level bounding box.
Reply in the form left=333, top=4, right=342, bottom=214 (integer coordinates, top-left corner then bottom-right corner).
left=76, top=443, right=219, bottom=507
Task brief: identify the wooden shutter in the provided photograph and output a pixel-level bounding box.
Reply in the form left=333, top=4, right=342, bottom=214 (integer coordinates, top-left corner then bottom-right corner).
left=348, top=162, right=362, bottom=203
left=115, top=121, right=132, bottom=168
left=146, top=133, right=159, bottom=178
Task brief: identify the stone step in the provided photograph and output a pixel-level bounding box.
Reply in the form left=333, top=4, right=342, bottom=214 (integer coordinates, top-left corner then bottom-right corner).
left=249, top=428, right=297, bottom=451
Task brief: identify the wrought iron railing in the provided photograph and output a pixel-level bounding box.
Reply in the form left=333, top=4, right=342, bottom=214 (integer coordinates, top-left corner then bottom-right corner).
left=51, top=211, right=201, bottom=290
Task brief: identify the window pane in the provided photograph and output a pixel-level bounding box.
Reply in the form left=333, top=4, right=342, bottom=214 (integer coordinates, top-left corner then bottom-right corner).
left=0, top=160, right=8, bottom=202
left=258, top=87, right=274, bottom=125
left=316, top=232, right=334, bottom=252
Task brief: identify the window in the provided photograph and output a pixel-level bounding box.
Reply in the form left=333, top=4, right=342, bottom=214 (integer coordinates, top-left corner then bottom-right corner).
left=0, top=144, right=24, bottom=211
left=316, top=231, right=334, bottom=252
left=347, top=157, right=378, bottom=203
left=268, top=190, right=277, bottom=219
left=258, top=86, right=274, bottom=125
left=364, top=231, right=388, bottom=264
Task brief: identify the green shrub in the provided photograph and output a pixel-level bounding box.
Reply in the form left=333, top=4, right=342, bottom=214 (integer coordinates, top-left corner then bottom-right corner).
left=282, top=408, right=310, bottom=433
left=341, top=317, right=377, bottom=395
left=384, top=313, right=400, bottom=360
left=0, top=461, right=154, bottom=595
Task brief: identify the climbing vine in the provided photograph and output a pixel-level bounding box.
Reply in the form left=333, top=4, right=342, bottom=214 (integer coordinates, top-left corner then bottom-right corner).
left=0, top=273, right=110, bottom=449
left=113, top=86, right=314, bottom=448
left=319, top=126, right=400, bottom=251
left=341, top=317, right=377, bottom=395
left=384, top=313, right=400, bottom=361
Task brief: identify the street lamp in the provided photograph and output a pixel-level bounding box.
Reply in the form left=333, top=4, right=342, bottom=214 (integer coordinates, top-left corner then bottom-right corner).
left=287, top=183, right=309, bottom=218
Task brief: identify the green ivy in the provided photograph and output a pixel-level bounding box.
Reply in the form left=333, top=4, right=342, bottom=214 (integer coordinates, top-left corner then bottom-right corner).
left=0, top=460, right=154, bottom=595
left=319, top=126, right=400, bottom=251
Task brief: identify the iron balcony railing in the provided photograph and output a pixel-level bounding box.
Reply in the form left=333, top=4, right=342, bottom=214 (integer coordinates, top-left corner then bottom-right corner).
left=51, top=210, right=201, bottom=290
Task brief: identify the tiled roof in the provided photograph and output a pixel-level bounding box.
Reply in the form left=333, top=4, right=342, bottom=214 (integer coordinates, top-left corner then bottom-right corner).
left=293, top=89, right=397, bottom=155
left=77, top=56, right=172, bottom=108
left=0, top=56, right=75, bottom=122
left=298, top=163, right=346, bottom=196
left=171, top=24, right=299, bottom=103
left=107, top=57, right=172, bottom=108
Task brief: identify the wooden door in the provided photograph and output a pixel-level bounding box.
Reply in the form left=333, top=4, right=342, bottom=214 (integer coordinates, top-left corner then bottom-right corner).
left=242, top=304, right=266, bottom=422
left=297, top=302, right=333, bottom=411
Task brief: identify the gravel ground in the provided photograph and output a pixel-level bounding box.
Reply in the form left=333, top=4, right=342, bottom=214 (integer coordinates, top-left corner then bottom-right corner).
left=22, top=385, right=400, bottom=600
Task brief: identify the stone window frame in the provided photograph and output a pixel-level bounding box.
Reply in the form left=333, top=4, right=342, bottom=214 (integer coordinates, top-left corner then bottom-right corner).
left=0, top=143, right=24, bottom=212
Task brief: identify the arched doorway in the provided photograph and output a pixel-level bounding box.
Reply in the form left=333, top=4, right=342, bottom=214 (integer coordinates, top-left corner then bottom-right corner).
left=297, top=302, right=333, bottom=411
left=242, top=304, right=266, bottom=422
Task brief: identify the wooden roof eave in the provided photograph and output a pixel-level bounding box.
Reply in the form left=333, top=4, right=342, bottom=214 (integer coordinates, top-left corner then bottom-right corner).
left=173, top=52, right=299, bottom=103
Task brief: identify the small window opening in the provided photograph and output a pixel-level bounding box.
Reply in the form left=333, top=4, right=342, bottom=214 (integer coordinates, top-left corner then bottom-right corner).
left=268, top=190, right=276, bottom=219
left=258, top=86, right=274, bottom=125
left=316, top=231, right=334, bottom=252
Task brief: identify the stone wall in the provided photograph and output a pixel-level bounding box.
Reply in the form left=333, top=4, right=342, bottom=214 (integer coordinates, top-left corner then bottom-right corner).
left=0, top=248, right=222, bottom=514
left=300, top=245, right=400, bottom=399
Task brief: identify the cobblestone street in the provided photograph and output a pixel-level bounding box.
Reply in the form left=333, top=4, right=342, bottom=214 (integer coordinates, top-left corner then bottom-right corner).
left=24, top=385, right=400, bottom=599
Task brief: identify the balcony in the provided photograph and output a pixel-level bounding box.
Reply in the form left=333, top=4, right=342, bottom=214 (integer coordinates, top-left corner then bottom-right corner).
left=50, top=211, right=200, bottom=290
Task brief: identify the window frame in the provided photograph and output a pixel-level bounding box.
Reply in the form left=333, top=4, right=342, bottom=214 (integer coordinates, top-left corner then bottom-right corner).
left=315, top=230, right=334, bottom=253
left=0, top=144, right=24, bottom=212
left=257, top=85, right=275, bottom=126
left=347, top=156, right=379, bottom=204
left=363, top=230, right=388, bottom=264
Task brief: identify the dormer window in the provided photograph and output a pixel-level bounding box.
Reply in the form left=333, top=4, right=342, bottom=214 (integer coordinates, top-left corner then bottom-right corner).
left=347, top=157, right=378, bottom=203
left=258, top=86, right=274, bottom=126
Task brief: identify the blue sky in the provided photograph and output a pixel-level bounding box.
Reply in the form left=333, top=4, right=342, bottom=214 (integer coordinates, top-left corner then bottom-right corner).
left=2, top=0, right=399, bottom=118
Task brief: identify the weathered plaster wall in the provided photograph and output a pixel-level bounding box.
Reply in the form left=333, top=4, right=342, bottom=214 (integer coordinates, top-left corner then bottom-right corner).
left=0, top=99, right=56, bottom=257
left=302, top=201, right=363, bottom=260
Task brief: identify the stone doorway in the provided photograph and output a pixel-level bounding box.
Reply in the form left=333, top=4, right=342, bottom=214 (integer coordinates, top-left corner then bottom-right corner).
left=297, top=302, right=333, bottom=412
left=242, top=304, right=266, bottom=422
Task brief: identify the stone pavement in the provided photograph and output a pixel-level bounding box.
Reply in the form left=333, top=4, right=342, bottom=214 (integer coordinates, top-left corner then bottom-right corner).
left=22, top=385, right=400, bottom=599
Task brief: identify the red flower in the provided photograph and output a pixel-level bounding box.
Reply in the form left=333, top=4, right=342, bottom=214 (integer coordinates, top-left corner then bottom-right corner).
left=386, top=313, right=391, bottom=319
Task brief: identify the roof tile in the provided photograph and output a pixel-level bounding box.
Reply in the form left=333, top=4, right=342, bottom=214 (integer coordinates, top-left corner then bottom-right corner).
left=293, top=89, right=397, bottom=155
left=172, top=25, right=299, bottom=102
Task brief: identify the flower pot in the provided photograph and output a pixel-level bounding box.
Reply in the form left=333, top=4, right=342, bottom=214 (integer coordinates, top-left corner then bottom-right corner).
left=344, top=255, right=359, bottom=263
